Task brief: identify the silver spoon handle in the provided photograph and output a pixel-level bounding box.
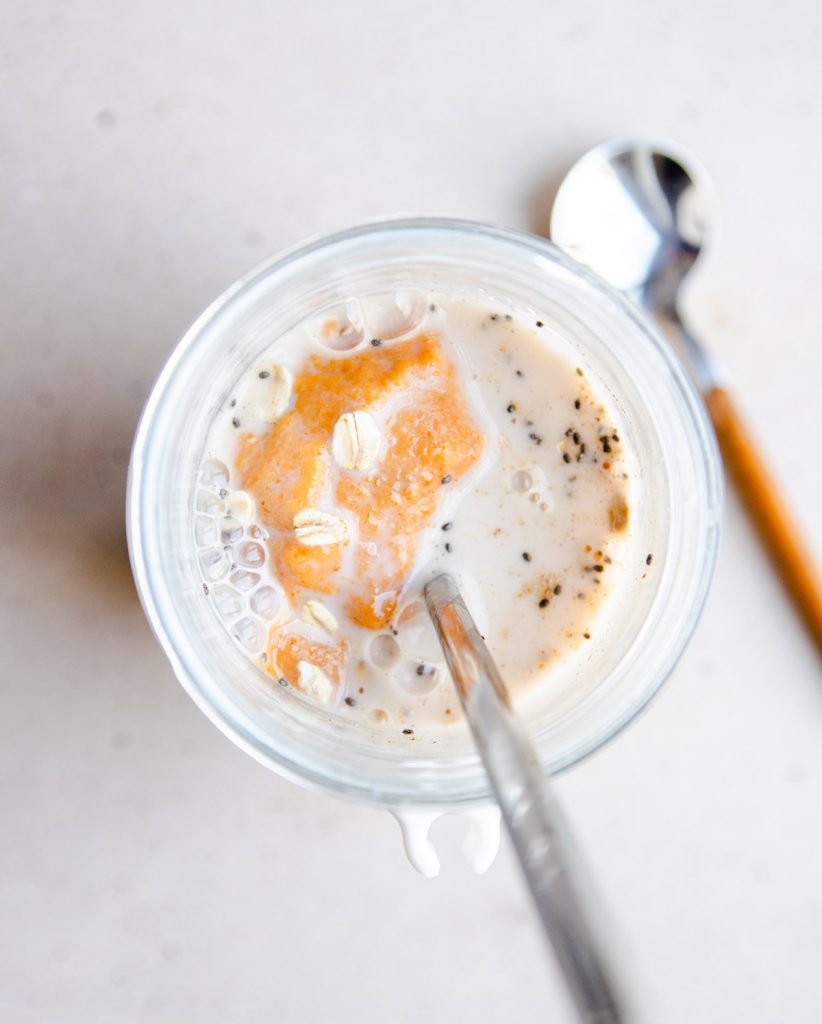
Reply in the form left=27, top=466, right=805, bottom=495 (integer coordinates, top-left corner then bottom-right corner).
left=424, top=574, right=634, bottom=1024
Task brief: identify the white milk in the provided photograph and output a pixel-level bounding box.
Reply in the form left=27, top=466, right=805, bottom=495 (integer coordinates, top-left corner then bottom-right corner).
left=194, top=293, right=643, bottom=739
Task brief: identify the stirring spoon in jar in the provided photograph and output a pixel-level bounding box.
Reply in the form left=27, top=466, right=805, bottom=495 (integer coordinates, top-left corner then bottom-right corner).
left=425, top=573, right=635, bottom=1024
left=550, top=137, right=822, bottom=658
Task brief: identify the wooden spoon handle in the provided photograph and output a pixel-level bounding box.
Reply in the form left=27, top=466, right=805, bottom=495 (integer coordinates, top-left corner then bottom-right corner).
left=705, top=386, right=822, bottom=656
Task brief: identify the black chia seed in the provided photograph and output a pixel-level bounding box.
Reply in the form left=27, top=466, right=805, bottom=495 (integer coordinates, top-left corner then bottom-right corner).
left=370, top=338, right=382, bottom=347
left=646, top=553, right=653, bottom=565
left=202, top=583, right=209, bottom=595
left=402, top=728, right=414, bottom=735
left=536, top=320, right=544, bottom=327
left=507, top=403, right=516, bottom=413
left=562, top=452, right=571, bottom=463
left=441, top=474, right=452, bottom=484
left=522, top=552, right=532, bottom=562
left=258, top=370, right=270, bottom=378
left=574, top=398, right=581, bottom=409
left=554, top=584, right=562, bottom=595
left=232, top=417, right=240, bottom=428
left=344, top=696, right=356, bottom=707
left=539, top=598, right=550, bottom=608
left=441, top=521, right=453, bottom=531
left=278, top=677, right=288, bottom=687
left=445, top=542, right=452, bottom=553
left=529, top=432, right=543, bottom=445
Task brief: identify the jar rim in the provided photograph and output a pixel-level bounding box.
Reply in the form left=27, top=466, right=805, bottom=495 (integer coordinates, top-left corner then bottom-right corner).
left=127, top=217, right=722, bottom=808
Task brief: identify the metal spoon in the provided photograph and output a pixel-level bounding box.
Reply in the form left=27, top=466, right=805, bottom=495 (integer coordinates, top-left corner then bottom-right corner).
left=551, top=137, right=822, bottom=657
left=425, top=573, right=634, bottom=1024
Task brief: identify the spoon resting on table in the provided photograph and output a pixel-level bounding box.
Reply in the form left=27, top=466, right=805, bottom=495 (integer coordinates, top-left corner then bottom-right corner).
left=550, top=137, right=822, bottom=659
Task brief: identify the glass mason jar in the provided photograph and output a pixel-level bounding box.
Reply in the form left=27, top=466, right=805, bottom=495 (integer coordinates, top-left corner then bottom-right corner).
left=127, top=218, right=721, bottom=865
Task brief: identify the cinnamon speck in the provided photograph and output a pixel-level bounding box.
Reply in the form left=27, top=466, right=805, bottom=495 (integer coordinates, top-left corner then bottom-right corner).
left=609, top=495, right=629, bottom=532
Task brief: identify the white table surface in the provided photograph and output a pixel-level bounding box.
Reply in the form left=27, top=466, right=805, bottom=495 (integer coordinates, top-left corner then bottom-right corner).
left=3, top=2, right=822, bottom=1022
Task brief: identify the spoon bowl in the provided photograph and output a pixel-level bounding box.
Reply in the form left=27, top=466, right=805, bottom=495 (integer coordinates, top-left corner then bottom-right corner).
left=551, top=138, right=712, bottom=315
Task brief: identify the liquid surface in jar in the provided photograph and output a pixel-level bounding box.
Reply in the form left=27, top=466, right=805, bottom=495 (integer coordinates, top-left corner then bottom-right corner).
left=194, top=293, right=640, bottom=737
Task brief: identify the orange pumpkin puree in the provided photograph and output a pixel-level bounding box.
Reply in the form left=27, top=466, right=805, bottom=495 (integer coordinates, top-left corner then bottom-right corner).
left=236, top=331, right=484, bottom=690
